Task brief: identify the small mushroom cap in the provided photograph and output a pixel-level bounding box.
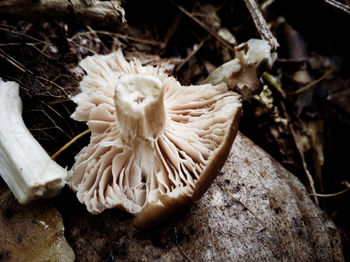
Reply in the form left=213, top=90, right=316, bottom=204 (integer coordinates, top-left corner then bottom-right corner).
left=68, top=51, right=241, bottom=228
left=204, top=39, right=277, bottom=99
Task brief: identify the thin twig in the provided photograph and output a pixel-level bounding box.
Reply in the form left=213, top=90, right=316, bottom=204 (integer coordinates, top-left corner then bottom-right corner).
left=60, top=102, right=80, bottom=131
left=86, top=25, right=109, bottom=53
left=41, top=101, right=76, bottom=137
left=242, top=0, right=279, bottom=51
left=0, top=47, right=68, bottom=97
left=0, top=42, right=35, bottom=47
left=168, top=0, right=235, bottom=52
left=29, top=127, right=60, bottom=131
left=302, top=164, right=319, bottom=205
left=0, top=48, right=33, bottom=73
left=176, top=37, right=208, bottom=72
left=26, top=42, right=56, bottom=61
left=161, top=12, right=183, bottom=49
left=0, top=190, right=11, bottom=202
left=0, top=24, right=48, bottom=44
left=309, top=181, right=350, bottom=198
left=260, top=0, right=276, bottom=12
left=279, top=101, right=319, bottom=205
left=310, top=188, right=350, bottom=197
left=39, top=107, right=73, bottom=140
left=36, top=76, right=68, bottom=97
left=323, top=0, right=350, bottom=14
left=0, top=52, right=26, bottom=72
left=277, top=57, right=309, bottom=63
left=51, top=129, right=91, bottom=160
left=72, top=30, right=162, bottom=47
left=288, top=67, right=336, bottom=95
left=119, top=34, right=162, bottom=46
left=69, top=39, right=97, bottom=54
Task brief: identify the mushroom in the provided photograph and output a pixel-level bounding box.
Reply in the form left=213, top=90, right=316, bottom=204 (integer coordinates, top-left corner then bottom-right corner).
left=204, top=39, right=277, bottom=99
left=0, top=78, right=67, bottom=204
left=68, top=50, right=242, bottom=228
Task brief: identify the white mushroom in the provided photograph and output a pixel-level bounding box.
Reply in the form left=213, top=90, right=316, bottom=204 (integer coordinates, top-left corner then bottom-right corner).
left=68, top=50, right=242, bottom=228
left=0, top=78, right=67, bottom=204
left=204, top=39, right=277, bottom=99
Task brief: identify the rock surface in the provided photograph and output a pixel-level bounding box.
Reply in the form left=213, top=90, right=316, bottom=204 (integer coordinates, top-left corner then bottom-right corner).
left=58, top=132, right=343, bottom=261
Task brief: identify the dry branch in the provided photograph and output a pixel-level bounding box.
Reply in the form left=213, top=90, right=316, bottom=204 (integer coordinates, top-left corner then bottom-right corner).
left=0, top=0, right=125, bottom=26
left=323, top=0, right=350, bottom=14
left=243, top=0, right=279, bottom=51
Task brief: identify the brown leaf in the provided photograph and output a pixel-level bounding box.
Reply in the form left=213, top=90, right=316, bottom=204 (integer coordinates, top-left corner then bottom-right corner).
left=0, top=184, right=75, bottom=262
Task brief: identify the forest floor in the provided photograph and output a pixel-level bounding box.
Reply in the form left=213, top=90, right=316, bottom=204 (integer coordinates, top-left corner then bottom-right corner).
left=1, top=0, right=349, bottom=260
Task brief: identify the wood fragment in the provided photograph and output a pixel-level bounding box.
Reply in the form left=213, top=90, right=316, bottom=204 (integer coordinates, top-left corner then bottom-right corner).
left=323, top=0, right=350, bottom=14
left=0, top=0, right=126, bottom=26
left=242, top=0, right=279, bottom=51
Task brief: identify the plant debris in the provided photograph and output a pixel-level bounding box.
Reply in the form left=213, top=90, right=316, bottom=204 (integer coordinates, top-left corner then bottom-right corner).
left=0, top=184, right=75, bottom=262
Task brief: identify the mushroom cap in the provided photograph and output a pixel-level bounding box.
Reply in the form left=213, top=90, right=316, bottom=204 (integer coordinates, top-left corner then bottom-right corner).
left=69, top=50, right=242, bottom=228
left=204, top=39, right=277, bottom=99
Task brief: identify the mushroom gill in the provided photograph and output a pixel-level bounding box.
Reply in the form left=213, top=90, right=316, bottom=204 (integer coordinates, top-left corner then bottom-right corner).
left=68, top=50, right=241, bottom=227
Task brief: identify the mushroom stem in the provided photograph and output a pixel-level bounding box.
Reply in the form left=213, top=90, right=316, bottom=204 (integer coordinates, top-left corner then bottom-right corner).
left=0, top=78, right=67, bottom=204
left=114, top=74, right=166, bottom=142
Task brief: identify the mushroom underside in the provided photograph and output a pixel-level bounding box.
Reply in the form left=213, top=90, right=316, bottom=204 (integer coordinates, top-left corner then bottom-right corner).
left=68, top=52, right=242, bottom=225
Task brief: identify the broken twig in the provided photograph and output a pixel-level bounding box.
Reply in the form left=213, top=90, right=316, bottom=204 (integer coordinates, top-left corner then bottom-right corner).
left=51, top=129, right=91, bottom=160
left=310, top=181, right=350, bottom=198
left=242, top=0, right=279, bottom=51
left=0, top=0, right=126, bottom=26
left=323, top=0, right=350, bottom=14
left=288, top=67, right=336, bottom=95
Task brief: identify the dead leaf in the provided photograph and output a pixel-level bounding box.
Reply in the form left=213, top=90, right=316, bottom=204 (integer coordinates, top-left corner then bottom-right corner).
left=0, top=183, right=75, bottom=262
